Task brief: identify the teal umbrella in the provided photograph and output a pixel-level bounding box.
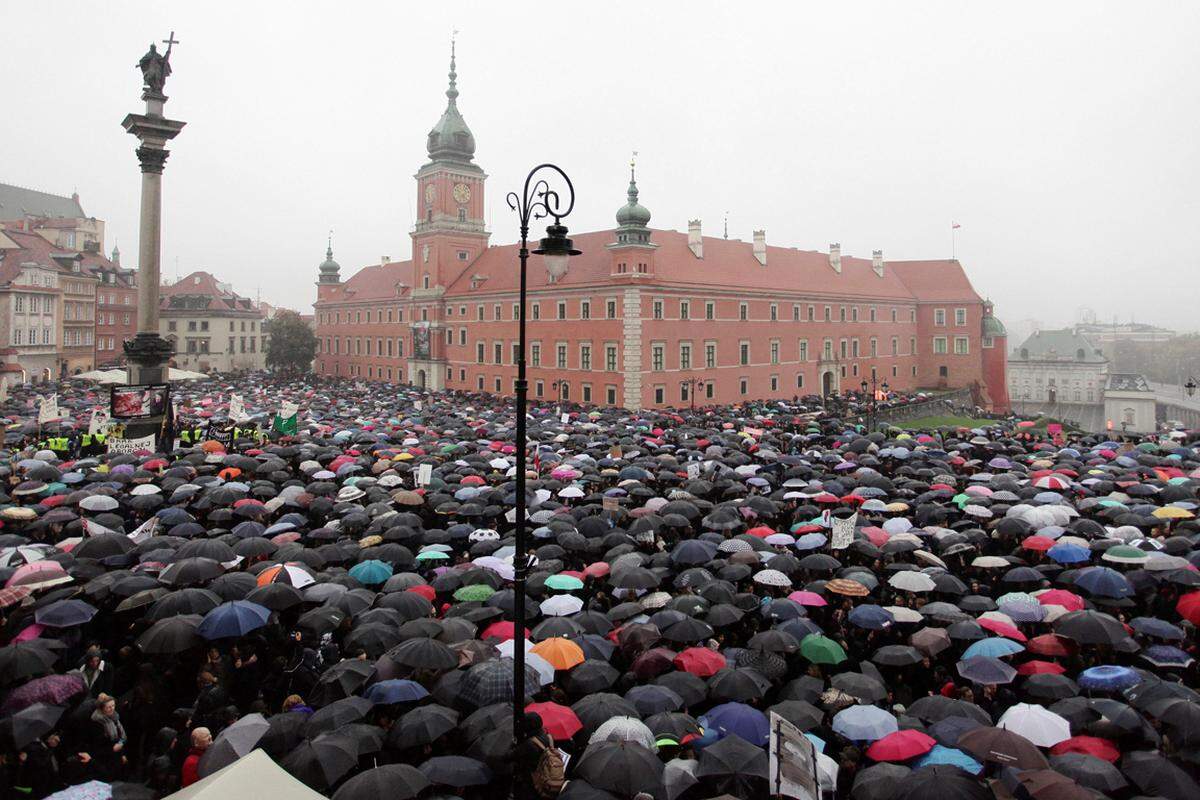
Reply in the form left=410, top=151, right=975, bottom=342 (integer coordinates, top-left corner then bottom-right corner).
left=545, top=574, right=585, bottom=591
left=349, top=560, right=394, bottom=585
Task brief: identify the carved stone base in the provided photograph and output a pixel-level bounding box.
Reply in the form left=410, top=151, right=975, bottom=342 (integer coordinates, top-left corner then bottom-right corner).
left=123, top=333, right=174, bottom=384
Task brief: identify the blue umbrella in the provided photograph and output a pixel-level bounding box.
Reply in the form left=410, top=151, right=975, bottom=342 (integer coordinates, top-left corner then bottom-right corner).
left=1142, top=645, right=1194, bottom=669
left=956, top=656, right=1017, bottom=685
left=916, top=745, right=983, bottom=774
left=1047, top=544, right=1091, bottom=564
left=832, top=704, right=898, bottom=742
left=348, top=559, right=393, bottom=585
left=669, top=540, right=717, bottom=566
left=364, top=679, right=430, bottom=704
left=962, top=638, right=1025, bottom=660
left=805, top=732, right=826, bottom=753
left=1072, top=567, right=1134, bottom=598
left=197, top=601, right=271, bottom=640
left=1129, top=617, right=1185, bottom=641
left=703, top=701, right=769, bottom=746
left=34, top=599, right=97, bottom=628
left=1078, top=665, right=1139, bottom=691
left=848, top=605, right=894, bottom=631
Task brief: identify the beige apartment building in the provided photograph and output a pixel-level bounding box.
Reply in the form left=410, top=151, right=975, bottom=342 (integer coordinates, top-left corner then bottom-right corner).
left=160, top=271, right=267, bottom=373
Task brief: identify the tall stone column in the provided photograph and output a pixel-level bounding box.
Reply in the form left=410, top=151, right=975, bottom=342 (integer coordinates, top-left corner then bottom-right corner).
left=121, top=37, right=185, bottom=385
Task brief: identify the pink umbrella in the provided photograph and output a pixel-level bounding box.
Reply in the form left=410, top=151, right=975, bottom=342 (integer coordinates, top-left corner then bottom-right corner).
left=13, top=623, right=44, bottom=642
left=788, top=591, right=828, bottom=607
left=6, top=561, right=71, bottom=590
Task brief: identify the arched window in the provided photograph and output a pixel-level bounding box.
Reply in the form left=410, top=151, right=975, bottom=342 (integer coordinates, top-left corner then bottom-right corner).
left=458, top=208, right=467, bottom=222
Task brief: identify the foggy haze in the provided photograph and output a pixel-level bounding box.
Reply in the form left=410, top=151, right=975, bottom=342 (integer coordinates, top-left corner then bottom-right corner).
left=3, top=1, right=1198, bottom=334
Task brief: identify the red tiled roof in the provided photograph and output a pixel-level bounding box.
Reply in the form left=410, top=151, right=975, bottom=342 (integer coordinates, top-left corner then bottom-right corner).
left=890, top=260, right=983, bottom=302
left=161, top=271, right=259, bottom=312
left=325, top=229, right=984, bottom=305
left=0, top=229, right=58, bottom=283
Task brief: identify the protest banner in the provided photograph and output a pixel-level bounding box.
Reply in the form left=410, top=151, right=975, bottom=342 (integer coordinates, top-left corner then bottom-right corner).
left=686, top=462, right=701, bottom=480
left=417, top=463, right=433, bottom=486
left=830, top=512, right=858, bottom=550
left=106, top=434, right=157, bottom=454
left=111, top=384, right=168, bottom=419
left=88, top=408, right=111, bottom=435
left=38, top=394, right=61, bottom=423
left=768, top=711, right=820, bottom=800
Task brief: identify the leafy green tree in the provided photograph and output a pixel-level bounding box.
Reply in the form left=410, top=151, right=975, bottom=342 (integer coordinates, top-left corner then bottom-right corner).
left=265, top=310, right=317, bottom=375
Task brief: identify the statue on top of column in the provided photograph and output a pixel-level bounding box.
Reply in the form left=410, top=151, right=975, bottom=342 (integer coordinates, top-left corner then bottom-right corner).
left=137, top=33, right=177, bottom=95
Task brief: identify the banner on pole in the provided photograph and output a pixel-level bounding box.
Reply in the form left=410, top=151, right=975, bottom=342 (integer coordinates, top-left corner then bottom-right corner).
left=228, top=393, right=248, bottom=422
left=88, top=408, right=111, bottom=435
left=768, top=711, right=820, bottom=800
left=417, top=463, right=433, bottom=486
left=830, top=512, right=858, bottom=550
left=38, top=394, right=61, bottom=423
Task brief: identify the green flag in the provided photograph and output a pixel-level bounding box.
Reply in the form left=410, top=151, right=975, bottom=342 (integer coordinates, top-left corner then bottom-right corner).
left=272, top=413, right=297, bottom=435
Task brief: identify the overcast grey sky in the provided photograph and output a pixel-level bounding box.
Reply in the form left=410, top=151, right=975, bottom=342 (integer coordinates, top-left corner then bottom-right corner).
left=4, top=2, right=1198, bottom=333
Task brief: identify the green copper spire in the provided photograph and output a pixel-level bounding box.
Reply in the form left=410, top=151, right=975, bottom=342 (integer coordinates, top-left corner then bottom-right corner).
left=615, top=154, right=651, bottom=240
left=318, top=231, right=341, bottom=284
left=426, top=36, right=475, bottom=164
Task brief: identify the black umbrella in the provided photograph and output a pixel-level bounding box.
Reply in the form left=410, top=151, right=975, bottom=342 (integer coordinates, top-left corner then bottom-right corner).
left=708, top=668, right=771, bottom=703
left=0, top=702, right=64, bottom=750
left=280, top=734, right=359, bottom=791
left=312, top=660, right=376, bottom=707
left=135, top=615, right=202, bottom=654
left=654, top=671, right=708, bottom=708
left=572, top=693, right=640, bottom=735
left=1121, top=750, right=1200, bottom=800
left=305, top=696, right=374, bottom=737
left=695, top=732, right=768, bottom=797
left=0, top=643, right=58, bottom=684
left=258, top=712, right=308, bottom=759
left=419, top=754, right=493, bottom=787
left=575, top=740, right=665, bottom=797
left=562, top=660, right=621, bottom=695
left=386, top=637, right=459, bottom=672
left=1048, top=753, right=1128, bottom=794
left=389, top=704, right=459, bottom=749
left=148, top=588, right=222, bottom=620
left=852, top=763, right=911, bottom=800
left=332, top=765, right=430, bottom=800
left=893, top=765, right=990, bottom=800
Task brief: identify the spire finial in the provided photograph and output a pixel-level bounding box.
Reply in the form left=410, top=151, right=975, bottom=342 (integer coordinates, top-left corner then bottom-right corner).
left=446, top=31, right=459, bottom=103
left=326, top=228, right=334, bottom=260
left=724, top=211, right=729, bottom=240
left=630, top=150, right=637, bottom=182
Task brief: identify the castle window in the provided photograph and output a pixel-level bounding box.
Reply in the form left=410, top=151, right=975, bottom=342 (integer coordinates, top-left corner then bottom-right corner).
left=458, top=209, right=466, bottom=222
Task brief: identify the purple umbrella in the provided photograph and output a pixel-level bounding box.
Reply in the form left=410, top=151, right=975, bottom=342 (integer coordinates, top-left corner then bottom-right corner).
left=0, top=673, right=86, bottom=714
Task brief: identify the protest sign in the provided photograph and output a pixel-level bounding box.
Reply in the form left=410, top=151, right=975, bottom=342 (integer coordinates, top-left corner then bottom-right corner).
left=417, top=463, right=433, bottom=486
left=830, top=512, right=858, bottom=550
left=106, top=434, right=157, bottom=454
left=769, top=712, right=819, bottom=800
left=38, top=394, right=61, bottom=423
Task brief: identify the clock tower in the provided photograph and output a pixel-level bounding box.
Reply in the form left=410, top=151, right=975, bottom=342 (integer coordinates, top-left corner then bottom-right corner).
left=412, top=40, right=489, bottom=293
left=408, top=41, right=488, bottom=390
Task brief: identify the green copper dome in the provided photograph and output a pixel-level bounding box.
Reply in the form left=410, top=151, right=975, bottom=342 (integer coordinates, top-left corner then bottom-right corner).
left=983, top=314, right=1007, bottom=338
left=426, top=44, right=475, bottom=164
left=615, top=172, right=651, bottom=228
left=318, top=238, right=341, bottom=283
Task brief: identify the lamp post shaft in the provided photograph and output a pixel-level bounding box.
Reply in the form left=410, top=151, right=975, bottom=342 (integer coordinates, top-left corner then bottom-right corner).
left=512, top=228, right=530, bottom=742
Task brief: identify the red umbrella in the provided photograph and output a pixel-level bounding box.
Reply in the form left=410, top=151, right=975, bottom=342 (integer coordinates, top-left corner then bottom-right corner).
left=1027, top=634, right=1075, bottom=657
left=1049, top=735, right=1120, bottom=763
left=1016, top=660, right=1066, bottom=676
left=979, top=618, right=1027, bottom=642
left=1038, top=590, right=1085, bottom=612
left=407, top=584, right=436, bottom=602
left=673, top=647, right=726, bottom=677
left=526, top=701, right=582, bottom=739
left=865, top=730, right=936, bottom=762
left=481, top=621, right=529, bottom=642
left=1175, top=592, right=1200, bottom=626
left=1021, top=536, right=1054, bottom=552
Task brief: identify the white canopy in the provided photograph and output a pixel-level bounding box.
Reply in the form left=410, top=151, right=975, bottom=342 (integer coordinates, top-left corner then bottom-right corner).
left=164, top=750, right=325, bottom=800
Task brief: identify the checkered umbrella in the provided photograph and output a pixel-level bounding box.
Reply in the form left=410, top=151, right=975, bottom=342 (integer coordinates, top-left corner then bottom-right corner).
left=459, top=657, right=540, bottom=708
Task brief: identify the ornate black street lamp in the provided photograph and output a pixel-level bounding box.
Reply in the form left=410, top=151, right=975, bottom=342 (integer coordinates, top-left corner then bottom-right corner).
left=506, top=164, right=579, bottom=742
left=551, top=379, right=570, bottom=409
left=860, top=375, right=890, bottom=431
left=680, top=376, right=705, bottom=411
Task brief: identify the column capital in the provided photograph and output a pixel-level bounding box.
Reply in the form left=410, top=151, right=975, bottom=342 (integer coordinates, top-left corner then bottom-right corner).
left=136, top=146, right=170, bottom=174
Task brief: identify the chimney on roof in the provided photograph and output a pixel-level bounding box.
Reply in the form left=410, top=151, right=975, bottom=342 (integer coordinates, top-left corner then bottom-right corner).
left=829, top=243, right=841, bottom=274
left=872, top=249, right=884, bottom=277
left=381, top=256, right=391, bottom=265
left=752, top=230, right=766, bottom=266
left=687, top=220, right=703, bottom=258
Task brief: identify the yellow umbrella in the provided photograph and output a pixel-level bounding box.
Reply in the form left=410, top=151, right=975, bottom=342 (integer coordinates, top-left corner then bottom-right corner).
left=1153, top=506, right=1193, bottom=520
left=885, top=502, right=910, bottom=513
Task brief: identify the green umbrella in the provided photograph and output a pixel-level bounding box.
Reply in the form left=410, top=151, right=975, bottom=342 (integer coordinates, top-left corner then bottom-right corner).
left=415, top=551, right=449, bottom=562
left=800, top=634, right=846, bottom=665
left=1136, top=442, right=1159, bottom=452
left=453, top=585, right=495, bottom=602
left=545, top=574, right=585, bottom=591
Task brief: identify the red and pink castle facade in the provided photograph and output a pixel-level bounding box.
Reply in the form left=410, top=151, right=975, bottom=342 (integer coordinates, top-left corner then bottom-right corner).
left=313, top=50, right=1009, bottom=413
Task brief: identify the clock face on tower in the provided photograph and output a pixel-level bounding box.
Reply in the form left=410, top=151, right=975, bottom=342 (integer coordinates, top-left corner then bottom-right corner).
left=452, top=182, right=471, bottom=204
left=424, top=184, right=435, bottom=204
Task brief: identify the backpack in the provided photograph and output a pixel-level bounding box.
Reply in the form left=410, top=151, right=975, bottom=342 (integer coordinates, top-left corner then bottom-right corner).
left=531, top=735, right=566, bottom=798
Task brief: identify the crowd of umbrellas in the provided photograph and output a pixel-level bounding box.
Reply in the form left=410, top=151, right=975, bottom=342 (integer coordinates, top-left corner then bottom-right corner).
left=0, top=374, right=1199, bottom=800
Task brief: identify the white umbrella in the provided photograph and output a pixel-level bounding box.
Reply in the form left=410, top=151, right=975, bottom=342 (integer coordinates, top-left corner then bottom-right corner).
left=540, top=595, right=584, bottom=617
left=589, top=716, right=657, bottom=751
left=752, top=569, right=792, bottom=588
left=888, top=571, right=936, bottom=593
left=997, top=702, right=1071, bottom=747
left=79, top=495, right=120, bottom=512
